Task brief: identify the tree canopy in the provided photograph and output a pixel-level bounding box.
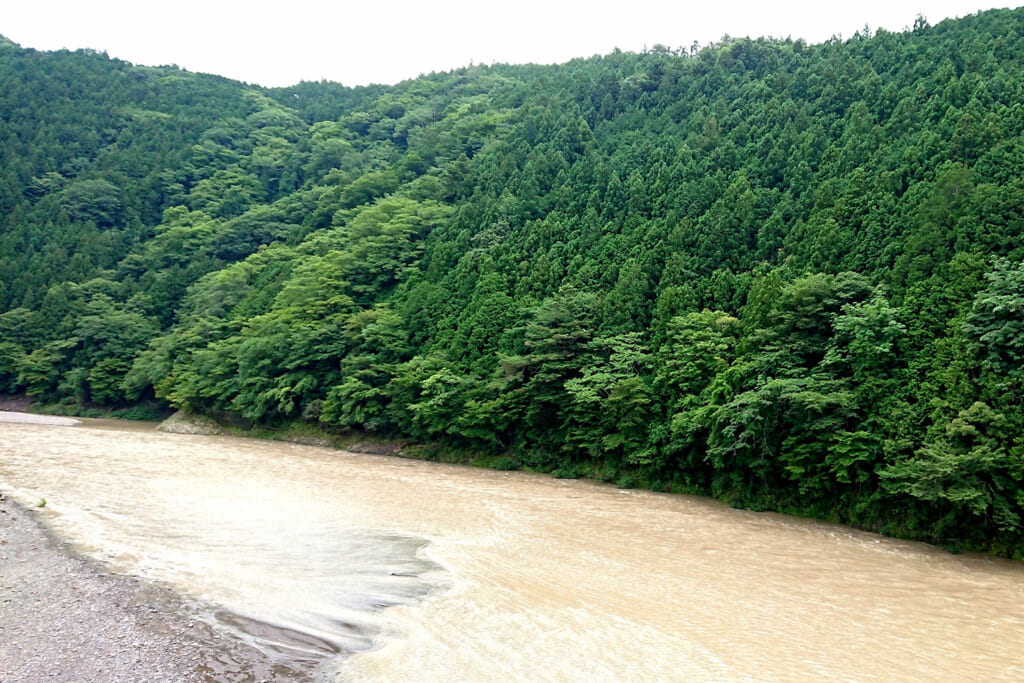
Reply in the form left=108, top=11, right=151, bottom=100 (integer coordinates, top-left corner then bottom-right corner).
left=3, top=9, right=1024, bottom=555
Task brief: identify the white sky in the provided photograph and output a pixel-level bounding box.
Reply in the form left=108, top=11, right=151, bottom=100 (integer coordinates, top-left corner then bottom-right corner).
left=2, top=1, right=1018, bottom=87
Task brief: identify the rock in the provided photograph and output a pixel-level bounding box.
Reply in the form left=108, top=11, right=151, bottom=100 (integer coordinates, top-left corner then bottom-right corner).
left=157, top=410, right=224, bottom=436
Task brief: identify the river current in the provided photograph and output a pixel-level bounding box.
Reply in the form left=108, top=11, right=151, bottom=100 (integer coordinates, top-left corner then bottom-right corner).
left=2, top=414, right=1024, bottom=681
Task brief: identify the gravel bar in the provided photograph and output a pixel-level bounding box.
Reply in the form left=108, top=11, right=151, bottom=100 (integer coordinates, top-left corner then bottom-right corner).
left=0, top=493, right=298, bottom=682
left=0, top=411, right=81, bottom=426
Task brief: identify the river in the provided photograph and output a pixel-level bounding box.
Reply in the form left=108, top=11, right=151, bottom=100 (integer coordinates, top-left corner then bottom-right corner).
left=2, top=414, right=1023, bottom=681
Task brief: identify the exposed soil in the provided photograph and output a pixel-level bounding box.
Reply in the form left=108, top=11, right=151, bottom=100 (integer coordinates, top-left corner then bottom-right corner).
left=0, top=396, right=32, bottom=413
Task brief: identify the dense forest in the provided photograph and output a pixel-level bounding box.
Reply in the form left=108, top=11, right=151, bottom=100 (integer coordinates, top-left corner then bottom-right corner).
left=2, top=9, right=1024, bottom=556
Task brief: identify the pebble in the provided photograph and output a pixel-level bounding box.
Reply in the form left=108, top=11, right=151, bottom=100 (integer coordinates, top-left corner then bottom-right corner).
left=0, top=494, right=298, bottom=682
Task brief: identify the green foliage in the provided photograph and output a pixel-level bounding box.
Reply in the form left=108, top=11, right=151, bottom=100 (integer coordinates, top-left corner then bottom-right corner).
left=564, top=332, right=655, bottom=463
left=882, top=402, right=1023, bottom=543
left=963, top=259, right=1024, bottom=387
left=58, top=179, right=122, bottom=227
left=6, top=9, right=1024, bottom=554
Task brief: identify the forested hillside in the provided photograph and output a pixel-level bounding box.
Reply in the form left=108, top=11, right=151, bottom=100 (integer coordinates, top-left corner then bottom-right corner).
left=2, top=9, right=1024, bottom=555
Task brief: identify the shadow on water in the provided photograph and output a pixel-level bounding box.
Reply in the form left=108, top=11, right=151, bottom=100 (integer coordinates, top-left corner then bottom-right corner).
left=193, top=611, right=343, bottom=682
left=187, top=533, right=445, bottom=682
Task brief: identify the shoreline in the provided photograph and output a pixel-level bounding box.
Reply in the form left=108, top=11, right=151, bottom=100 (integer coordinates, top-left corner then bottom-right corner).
left=0, top=492, right=300, bottom=682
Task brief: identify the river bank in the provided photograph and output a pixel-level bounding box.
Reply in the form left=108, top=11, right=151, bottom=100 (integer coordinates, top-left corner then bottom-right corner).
left=0, top=493, right=294, bottom=682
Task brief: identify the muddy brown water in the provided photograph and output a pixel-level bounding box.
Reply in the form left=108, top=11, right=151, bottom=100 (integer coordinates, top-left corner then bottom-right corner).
left=2, top=413, right=1024, bottom=681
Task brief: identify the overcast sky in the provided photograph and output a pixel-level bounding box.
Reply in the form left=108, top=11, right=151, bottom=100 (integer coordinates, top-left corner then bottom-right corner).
left=3, top=1, right=1017, bottom=87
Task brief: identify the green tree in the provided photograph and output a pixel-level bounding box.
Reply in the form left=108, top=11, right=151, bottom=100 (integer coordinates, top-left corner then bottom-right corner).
left=563, top=332, right=655, bottom=463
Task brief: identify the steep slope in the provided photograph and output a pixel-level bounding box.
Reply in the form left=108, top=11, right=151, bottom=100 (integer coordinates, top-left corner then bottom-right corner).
left=2, top=9, right=1024, bottom=554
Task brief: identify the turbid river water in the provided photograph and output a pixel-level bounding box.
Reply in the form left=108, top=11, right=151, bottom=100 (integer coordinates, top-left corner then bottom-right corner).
left=2, top=414, right=1024, bottom=681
